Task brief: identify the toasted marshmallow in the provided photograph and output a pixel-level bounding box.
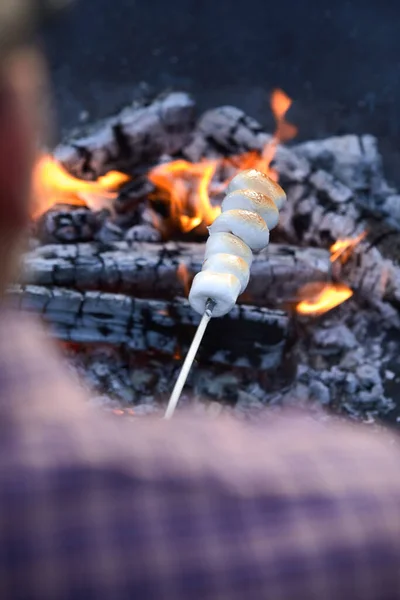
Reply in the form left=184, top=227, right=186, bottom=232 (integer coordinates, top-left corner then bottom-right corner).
left=202, top=253, right=250, bottom=293
left=189, top=271, right=241, bottom=317
left=208, top=209, right=269, bottom=252
left=227, top=169, right=286, bottom=210
left=222, top=189, right=279, bottom=229
left=205, top=232, right=253, bottom=267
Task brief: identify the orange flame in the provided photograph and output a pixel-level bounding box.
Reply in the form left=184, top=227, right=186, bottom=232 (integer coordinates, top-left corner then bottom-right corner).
left=148, top=159, right=221, bottom=233
left=258, top=88, right=298, bottom=179
left=148, top=88, right=297, bottom=234
left=296, top=283, right=353, bottom=316
left=330, top=231, right=367, bottom=264
left=176, top=262, right=191, bottom=296
left=33, top=89, right=296, bottom=234
left=271, top=89, right=298, bottom=143
left=32, top=155, right=130, bottom=218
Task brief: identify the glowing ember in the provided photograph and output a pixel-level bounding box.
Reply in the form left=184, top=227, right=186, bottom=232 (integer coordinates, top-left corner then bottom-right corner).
left=111, top=408, right=135, bottom=417
left=112, top=409, right=125, bottom=416
left=148, top=88, right=297, bottom=234
left=330, top=231, right=367, bottom=264
left=32, top=155, right=130, bottom=218
left=296, top=283, right=353, bottom=316
left=173, top=347, right=182, bottom=361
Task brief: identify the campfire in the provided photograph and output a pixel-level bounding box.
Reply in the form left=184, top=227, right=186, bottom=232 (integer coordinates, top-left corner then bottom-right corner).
left=15, top=89, right=400, bottom=423
left=32, top=90, right=293, bottom=236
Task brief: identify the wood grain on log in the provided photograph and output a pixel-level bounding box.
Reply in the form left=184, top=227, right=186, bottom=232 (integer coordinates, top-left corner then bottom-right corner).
left=22, top=241, right=333, bottom=307
left=53, top=93, right=195, bottom=179
left=8, top=285, right=289, bottom=370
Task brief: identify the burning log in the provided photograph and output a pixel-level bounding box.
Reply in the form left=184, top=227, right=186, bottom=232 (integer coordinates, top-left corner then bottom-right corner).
left=339, top=222, right=400, bottom=313
left=276, top=164, right=400, bottom=310
left=182, top=91, right=308, bottom=185
left=8, top=285, right=289, bottom=370
left=34, top=83, right=398, bottom=314
left=53, top=93, right=196, bottom=180
left=22, top=241, right=333, bottom=307
left=182, top=105, right=271, bottom=161
left=271, top=136, right=400, bottom=311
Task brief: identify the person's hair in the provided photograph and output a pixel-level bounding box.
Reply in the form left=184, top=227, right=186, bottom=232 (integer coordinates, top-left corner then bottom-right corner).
left=0, top=0, right=74, bottom=60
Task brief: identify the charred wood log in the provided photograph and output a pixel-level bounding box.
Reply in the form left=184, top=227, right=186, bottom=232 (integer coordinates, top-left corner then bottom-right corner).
left=276, top=161, right=400, bottom=310
left=183, top=122, right=384, bottom=195
left=34, top=206, right=110, bottom=244
left=183, top=130, right=386, bottom=204
left=53, top=93, right=195, bottom=179
left=46, top=93, right=399, bottom=312
left=339, top=220, right=400, bottom=311
left=22, top=241, right=333, bottom=307
left=9, top=285, right=289, bottom=370
left=35, top=184, right=161, bottom=245
left=113, top=177, right=155, bottom=215
left=182, top=106, right=311, bottom=183
left=182, top=106, right=271, bottom=160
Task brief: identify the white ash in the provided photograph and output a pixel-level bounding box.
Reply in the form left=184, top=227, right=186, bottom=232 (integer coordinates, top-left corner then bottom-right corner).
left=381, top=195, right=400, bottom=222
left=312, top=324, right=358, bottom=352
left=308, top=170, right=353, bottom=204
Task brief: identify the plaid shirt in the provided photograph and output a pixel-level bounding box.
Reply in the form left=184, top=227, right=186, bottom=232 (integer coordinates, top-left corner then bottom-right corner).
left=0, top=311, right=399, bottom=599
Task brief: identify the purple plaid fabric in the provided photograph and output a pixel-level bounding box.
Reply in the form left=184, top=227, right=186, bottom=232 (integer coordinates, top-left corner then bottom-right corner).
left=0, top=312, right=399, bottom=599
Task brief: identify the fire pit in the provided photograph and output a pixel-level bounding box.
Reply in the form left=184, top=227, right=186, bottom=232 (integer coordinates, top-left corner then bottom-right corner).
left=13, top=89, right=400, bottom=423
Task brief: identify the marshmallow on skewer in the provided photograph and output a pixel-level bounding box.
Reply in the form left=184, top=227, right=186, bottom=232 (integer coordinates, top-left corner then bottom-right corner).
left=208, top=209, right=269, bottom=251
left=221, top=189, right=279, bottom=230
left=189, top=169, right=285, bottom=318
left=168, top=169, right=287, bottom=418
left=204, top=232, right=253, bottom=267
left=188, top=271, right=241, bottom=318
left=227, top=168, right=286, bottom=210
left=202, top=253, right=250, bottom=293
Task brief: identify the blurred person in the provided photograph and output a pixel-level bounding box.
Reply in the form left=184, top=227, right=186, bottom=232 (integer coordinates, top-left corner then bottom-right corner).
left=0, top=2, right=399, bottom=599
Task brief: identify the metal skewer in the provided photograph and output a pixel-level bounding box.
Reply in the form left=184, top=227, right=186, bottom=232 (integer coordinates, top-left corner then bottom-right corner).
left=164, top=299, right=216, bottom=419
